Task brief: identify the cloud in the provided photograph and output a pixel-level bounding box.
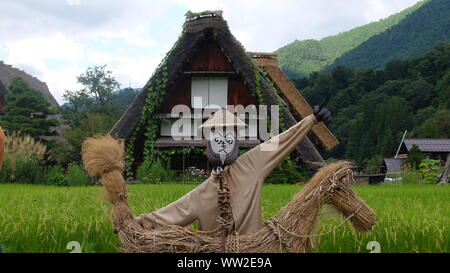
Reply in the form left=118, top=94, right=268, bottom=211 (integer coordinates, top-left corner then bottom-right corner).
left=66, top=0, right=81, bottom=6
left=0, top=0, right=421, bottom=104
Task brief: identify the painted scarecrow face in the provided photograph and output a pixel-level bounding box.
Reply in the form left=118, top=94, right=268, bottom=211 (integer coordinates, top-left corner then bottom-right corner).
left=207, top=129, right=239, bottom=166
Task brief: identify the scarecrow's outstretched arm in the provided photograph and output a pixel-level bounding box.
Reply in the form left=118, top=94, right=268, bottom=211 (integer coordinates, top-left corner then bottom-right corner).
left=135, top=189, right=198, bottom=229
left=234, top=108, right=330, bottom=183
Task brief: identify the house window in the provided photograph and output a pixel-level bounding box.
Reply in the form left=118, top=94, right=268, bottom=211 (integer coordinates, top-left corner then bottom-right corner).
left=191, top=77, right=228, bottom=109
left=160, top=118, right=200, bottom=138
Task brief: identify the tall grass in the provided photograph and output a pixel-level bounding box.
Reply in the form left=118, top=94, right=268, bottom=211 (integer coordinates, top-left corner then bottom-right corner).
left=0, top=184, right=449, bottom=253
left=0, top=132, right=46, bottom=184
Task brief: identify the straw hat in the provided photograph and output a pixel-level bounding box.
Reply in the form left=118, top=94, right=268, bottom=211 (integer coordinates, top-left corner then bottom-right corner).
left=199, top=109, right=247, bottom=129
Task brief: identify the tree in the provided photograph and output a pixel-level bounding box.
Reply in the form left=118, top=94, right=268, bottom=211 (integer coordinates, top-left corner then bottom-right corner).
left=405, top=144, right=423, bottom=170
left=0, top=78, right=59, bottom=138
left=61, top=65, right=121, bottom=127
left=63, top=113, right=116, bottom=161
left=415, top=110, right=450, bottom=138
left=76, top=65, right=120, bottom=107
left=399, top=79, right=435, bottom=111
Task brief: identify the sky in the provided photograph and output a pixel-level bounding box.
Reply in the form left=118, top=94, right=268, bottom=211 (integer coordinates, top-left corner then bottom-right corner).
left=0, top=0, right=421, bottom=105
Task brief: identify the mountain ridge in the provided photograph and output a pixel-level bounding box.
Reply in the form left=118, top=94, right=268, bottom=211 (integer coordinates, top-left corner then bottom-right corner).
left=277, top=0, right=428, bottom=78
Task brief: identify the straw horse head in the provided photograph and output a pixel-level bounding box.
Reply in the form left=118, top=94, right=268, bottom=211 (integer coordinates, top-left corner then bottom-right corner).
left=82, top=136, right=376, bottom=253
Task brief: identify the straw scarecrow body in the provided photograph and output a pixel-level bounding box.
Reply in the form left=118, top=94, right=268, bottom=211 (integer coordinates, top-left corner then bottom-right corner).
left=82, top=106, right=376, bottom=252
left=134, top=111, right=325, bottom=234
left=82, top=136, right=376, bottom=253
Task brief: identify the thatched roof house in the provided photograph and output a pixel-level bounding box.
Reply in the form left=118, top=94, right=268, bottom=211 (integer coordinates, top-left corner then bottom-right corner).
left=0, top=61, right=59, bottom=111
left=110, top=11, right=337, bottom=173
left=0, top=61, right=64, bottom=140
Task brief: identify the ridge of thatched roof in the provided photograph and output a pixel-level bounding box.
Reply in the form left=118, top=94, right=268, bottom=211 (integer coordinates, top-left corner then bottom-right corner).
left=109, top=14, right=324, bottom=166
left=110, top=15, right=257, bottom=140
left=0, top=61, right=59, bottom=108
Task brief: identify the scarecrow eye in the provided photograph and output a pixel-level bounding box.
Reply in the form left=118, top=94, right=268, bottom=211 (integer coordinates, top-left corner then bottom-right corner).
left=226, top=137, right=234, bottom=144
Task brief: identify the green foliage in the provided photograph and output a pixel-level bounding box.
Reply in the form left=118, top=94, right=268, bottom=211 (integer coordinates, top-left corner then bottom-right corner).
left=413, top=109, right=450, bottom=138
left=2, top=183, right=450, bottom=252
left=0, top=159, right=44, bottom=184
left=65, top=164, right=91, bottom=186
left=0, top=78, right=59, bottom=138
left=401, top=171, right=422, bottom=185
left=265, top=159, right=307, bottom=184
left=136, top=160, right=176, bottom=184
left=277, top=1, right=426, bottom=77
left=77, top=65, right=120, bottom=105
left=181, top=167, right=209, bottom=183
left=295, top=42, right=450, bottom=163
left=61, top=65, right=124, bottom=123
left=418, top=158, right=442, bottom=184
left=63, top=113, right=116, bottom=161
left=405, top=145, right=424, bottom=170
left=47, top=141, right=76, bottom=166
left=124, top=28, right=185, bottom=177
left=364, top=154, right=384, bottom=174
left=60, top=65, right=127, bottom=162
left=331, top=0, right=449, bottom=70
left=46, top=165, right=68, bottom=186
left=0, top=132, right=47, bottom=184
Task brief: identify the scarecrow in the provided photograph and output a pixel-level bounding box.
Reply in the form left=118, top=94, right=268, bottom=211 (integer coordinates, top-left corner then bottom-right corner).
left=134, top=105, right=332, bottom=234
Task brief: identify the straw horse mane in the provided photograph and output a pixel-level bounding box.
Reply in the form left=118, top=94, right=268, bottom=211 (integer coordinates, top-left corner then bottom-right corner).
left=82, top=136, right=376, bottom=253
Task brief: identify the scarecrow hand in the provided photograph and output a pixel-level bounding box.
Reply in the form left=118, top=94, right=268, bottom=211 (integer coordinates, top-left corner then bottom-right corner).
left=313, top=105, right=332, bottom=123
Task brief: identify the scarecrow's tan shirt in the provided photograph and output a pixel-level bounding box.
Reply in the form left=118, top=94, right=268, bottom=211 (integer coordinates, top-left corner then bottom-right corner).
left=136, top=114, right=318, bottom=234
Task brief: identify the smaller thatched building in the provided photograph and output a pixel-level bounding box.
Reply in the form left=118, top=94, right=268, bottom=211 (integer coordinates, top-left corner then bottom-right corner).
left=0, top=61, right=59, bottom=111
left=398, top=138, right=450, bottom=161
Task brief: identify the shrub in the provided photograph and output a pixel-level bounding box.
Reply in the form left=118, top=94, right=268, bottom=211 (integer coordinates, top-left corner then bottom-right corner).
left=364, top=154, right=384, bottom=174
left=405, top=144, right=424, bottom=170
left=266, top=159, right=307, bottom=184
left=418, top=158, right=442, bottom=184
left=46, top=165, right=68, bottom=186
left=401, top=170, right=421, bottom=185
left=66, top=164, right=91, bottom=186
left=0, top=132, right=46, bottom=184
left=136, top=159, right=176, bottom=184
left=181, top=167, right=208, bottom=183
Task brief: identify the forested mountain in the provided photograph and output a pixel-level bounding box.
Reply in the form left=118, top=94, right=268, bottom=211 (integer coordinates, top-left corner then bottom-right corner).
left=293, top=43, right=450, bottom=166
left=276, top=0, right=427, bottom=78
left=330, top=0, right=450, bottom=70
left=112, top=87, right=139, bottom=107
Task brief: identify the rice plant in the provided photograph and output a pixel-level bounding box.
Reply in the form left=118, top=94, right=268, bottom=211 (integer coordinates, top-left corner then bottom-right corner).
left=0, top=184, right=449, bottom=253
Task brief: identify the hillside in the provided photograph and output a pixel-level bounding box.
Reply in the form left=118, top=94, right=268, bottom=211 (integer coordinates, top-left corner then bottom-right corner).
left=276, top=0, right=427, bottom=78
left=295, top=42, right=450, bottom=164
left=330, top=0, right=450, bottom=70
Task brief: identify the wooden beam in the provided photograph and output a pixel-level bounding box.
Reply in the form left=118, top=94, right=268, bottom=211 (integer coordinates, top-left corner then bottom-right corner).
left=183, top=71, right=236, bottom=75
left=154, top=138, right=261, bottom=148
left=252, top=58, right=339, bottom=151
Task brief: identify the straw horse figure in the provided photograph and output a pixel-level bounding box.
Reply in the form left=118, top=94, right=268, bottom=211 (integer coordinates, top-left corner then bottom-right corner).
left=82, top=136, right=376, bottom=253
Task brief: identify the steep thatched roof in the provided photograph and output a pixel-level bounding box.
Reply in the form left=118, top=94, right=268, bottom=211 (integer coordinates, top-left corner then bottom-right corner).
left=110, top=14, right=323, bottom=165
left=0, top=61, right=59, bottom=108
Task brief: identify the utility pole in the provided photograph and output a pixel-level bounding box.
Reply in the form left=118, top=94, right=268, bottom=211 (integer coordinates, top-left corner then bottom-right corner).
left=439, top=153, right=450, bottom=184
left=395, top=130, right=408, bottom=158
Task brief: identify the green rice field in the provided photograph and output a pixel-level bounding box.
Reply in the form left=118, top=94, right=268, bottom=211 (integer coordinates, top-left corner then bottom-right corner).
left=0, top=183, right=449, bottom=253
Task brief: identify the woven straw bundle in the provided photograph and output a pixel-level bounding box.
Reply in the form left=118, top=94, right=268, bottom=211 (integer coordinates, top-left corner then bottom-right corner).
left=82, top=136, right=376, bottom=253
